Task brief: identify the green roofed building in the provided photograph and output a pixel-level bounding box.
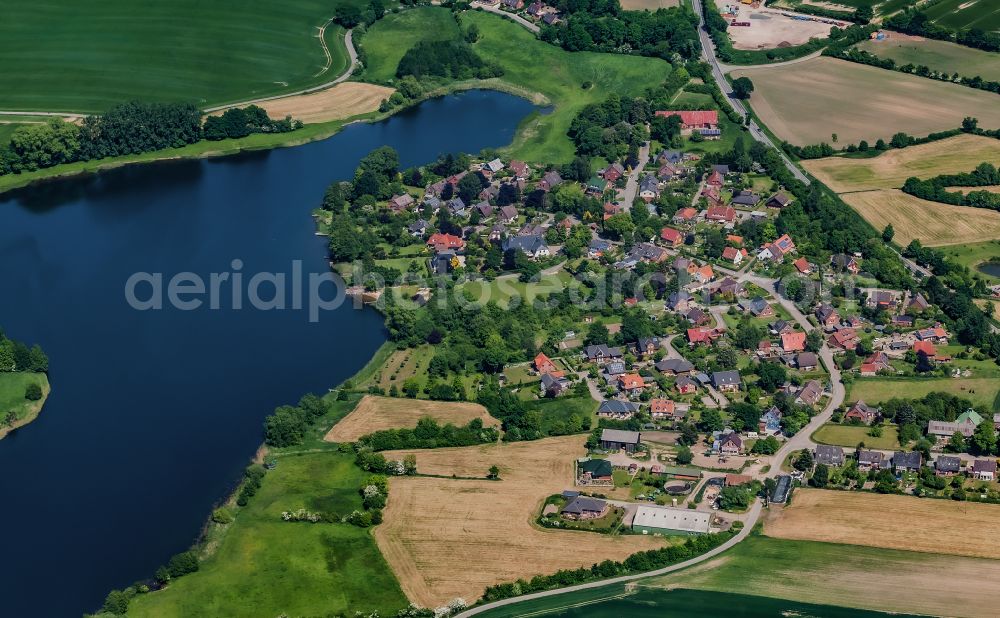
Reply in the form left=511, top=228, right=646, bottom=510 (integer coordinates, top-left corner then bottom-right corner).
left=578, top=458, right=613, bottom=480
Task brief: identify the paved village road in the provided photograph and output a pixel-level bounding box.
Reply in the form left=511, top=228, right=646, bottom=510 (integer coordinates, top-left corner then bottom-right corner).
left=621, top=141, right=651, bottom=209
left=453, top=501, right=762, bottom=618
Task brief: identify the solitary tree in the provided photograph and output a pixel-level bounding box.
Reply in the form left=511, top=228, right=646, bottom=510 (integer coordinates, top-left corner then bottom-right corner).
left=487, top=465, right=501, bottom=480
left=732, top=76, right=755, bottom=99
left=882, top=224, right=895, bottom=243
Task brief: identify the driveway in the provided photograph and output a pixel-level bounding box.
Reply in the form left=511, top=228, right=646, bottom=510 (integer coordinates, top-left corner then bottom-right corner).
left=470, top=1, right=540, bottom=33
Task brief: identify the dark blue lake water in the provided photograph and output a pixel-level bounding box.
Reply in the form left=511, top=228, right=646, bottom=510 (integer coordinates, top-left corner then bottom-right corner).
left=0, top=90, right=535, bottom=617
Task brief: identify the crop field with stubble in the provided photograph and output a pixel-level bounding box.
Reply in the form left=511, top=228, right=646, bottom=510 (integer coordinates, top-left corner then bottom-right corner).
left=374, top=435, right=667, bottom=608
left=765, top=489, right=1000, bottom=559
left=731, top=57, right=1000, bottom=146
left=323, top=395, right=500, bottom=443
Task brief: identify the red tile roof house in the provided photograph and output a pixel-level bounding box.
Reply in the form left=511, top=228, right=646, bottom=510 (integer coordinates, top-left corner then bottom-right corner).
left=426, top=233, right=465, bottom=253
left=781, top=331, right=807, bottom=353
left=534, top=352, right=558, bottom=375
left=912, top=340, right=937, bottom=360
left=601, top=163, right=625, bottom=183
left=706, top=169, right=725, bottom=187
left=815, top=303, right=840, bottom=330
left=388, top=193, right=415, bottom=211
left=509, top=160, right=529, bottom=179
left=705, top=204, right=736, bottom=224
left=660, top=227, right=684, bottom=248
left=673, top=207, right=698, bottom=223
left=655, top=110, right=719, bottom=135
left=649, top=398, right=677, bottom=419
left=722, top=246, right=747, bottom=265
left=687, top=327, right=720, bottom=346
left=675, top=376, right=697, bottom=394
left=827, top=328, right=859, bottom=351
left=845, top=400, right=879, bottom=425
left=618, top=373, right=647, bottom=397
left=793, top=257, right=811, bottom=274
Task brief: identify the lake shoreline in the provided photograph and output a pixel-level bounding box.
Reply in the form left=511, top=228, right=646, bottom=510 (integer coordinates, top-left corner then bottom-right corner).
left=0, top=82, right=547, bottom=199
left=0, top=375, right=50, bottom=441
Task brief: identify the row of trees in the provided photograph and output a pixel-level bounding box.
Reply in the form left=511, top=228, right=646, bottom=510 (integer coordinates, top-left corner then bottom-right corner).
left=357, top=416, right=500, bottom=450
left=885, top=8, right=1000, bottom=53
left=827, top=46, right=1000, bottom=96
left=0, top=102, right=300, bottom=176
left=902, top=163, right=1000, bottom=210
left=396, top=39, right=503, bottom=80
left=0, top=330, right=48, bottom=373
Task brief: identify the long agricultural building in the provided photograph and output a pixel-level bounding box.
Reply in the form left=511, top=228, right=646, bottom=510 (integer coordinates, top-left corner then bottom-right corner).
left=632, top=505, right=711, bottom=536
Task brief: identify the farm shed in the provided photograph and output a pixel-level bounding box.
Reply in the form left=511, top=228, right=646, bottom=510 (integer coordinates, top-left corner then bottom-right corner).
left=632, top=505, right=711, bottom=536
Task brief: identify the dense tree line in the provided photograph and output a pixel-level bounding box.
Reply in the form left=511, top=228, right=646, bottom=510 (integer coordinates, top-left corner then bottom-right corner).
left=540, top=3, right=700, bottom=59
left=357, top=416, right=500, bottom=450
left=878, top=392, right=995, bottom=451
left=568, top=94, right=652, bottom=160
left=902, top=163, right=1000, bottom=210
left=482, top=530, right=734, bottom=602
left=0, top=329, right=48, bottom=373
left=396, top=39, right=503, bottom=80
left=885, top=8, right=1000, bottom=53
left=262, top=393, right=330, bottom=447
left=0, top=101, right=301, bottom=176
left=827, top=47, right=1000, bottom=95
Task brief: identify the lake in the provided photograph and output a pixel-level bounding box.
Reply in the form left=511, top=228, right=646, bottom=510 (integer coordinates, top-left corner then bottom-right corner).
left=0, top=90, right=535, bottom=616
left=977, top=261, right=1000, bottom=278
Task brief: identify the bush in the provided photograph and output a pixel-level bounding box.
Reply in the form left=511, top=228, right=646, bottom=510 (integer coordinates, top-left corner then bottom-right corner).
left=166, top=551, right=199, bottom=578
left=211, top=508, right=234, bottom=524
left=24, top=382, right=42, bottom=401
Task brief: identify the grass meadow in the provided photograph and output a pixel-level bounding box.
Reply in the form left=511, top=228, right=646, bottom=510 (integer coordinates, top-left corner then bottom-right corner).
left=0, top=0, right=366, bottom=112
left=0, top=372, right=49, bottom=437
left=811, top=422, right=901, bottom=449
left=847, top=375, right=1000, bottom=410
left=359, top=8, right=671, bottom=162
left=126, top=451, right=408, bottom=617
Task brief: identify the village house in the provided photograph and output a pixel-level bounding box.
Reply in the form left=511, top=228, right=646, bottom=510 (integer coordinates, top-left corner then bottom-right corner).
left=660, top=227, right=684, bottom=248
left=740, top=297, right=773, bottom=318
left=430, top=251, right=457, bottom=275
left=713, top=277, right=745, bottom=298
left=673, top=207, right=698, bottom=224
left=426, top=232, right=465, bottom=253
left=916, top=326, right=949, bottom=343
left=845, top=400, right=879, bottom=425
left=972, top=459, right=997, bottom=481
left=816, top=303, right=840, bottom=330
left=597, top=400, right=639, bottom=420
left=908, top=293, right=930, bottom=313
left=561, top=496, right=607, bottom=520
left=831, top=253, right=860, bottom=274
left=539, top=170, right=563, bottom=191
left=686, top=307, right=711, bottom=326
left=765, top=192, right=791, bottom=209
left=814, top=444, right=845, bottom=466
left=892, top=450, right=922, bottom=472
left=665, top=290, right=693, bottom=312
left=793, top=257, right=812, bottom=275
left=828, top=328, right=860, bottom=351
left=600, top=428, right=642, bottom=453
left=540, top=372, right=569, bottom=397
left=588, top=238, right=612, bottom=258
left=388, top=193, right=414, bottom=211
left=912, top=340, right=937, bottom=361
left=474, top=201, right=494, bottom=218
left=649, top=398, right=681, bottom=421
left=857, top=449, right=885, bottom=471
left=760, top=406, right=782, bottom=434
left=675, top=376, right=698, bottom=394
left=712, top=370, right=741, bottom=393
left=781, top=331, right=806, bottom=353
left=635, top=337, right=661, bottom=358
left=928, top=410, right=984, bottom=440
left=860, top=351, right=892, bottom=376
left=658, top=162, right=683, bottom=180
left=604, top=361, right=626, bottom=377
left=730, top=190, right=759, bottom=207
left=705, top=204, right=736, bottom=224
left=408, top=219, right=428, bottom=238
left=639, top=175, right=660, bottom=202
left=656, top=357, right=694, bottom=375
left=796, top=352, right=819, bottom=372
left=585, top=344, right=623, bottom=364
left=654, top=110, right=719, bottom=135
left=502, top=0, right=524, bottom=9
left=586, top=176, right=608, bottom=196
left=866, top=290, right=900, bottom=311
left=722, top=246, right=747, bottom=265
left=687, top=327, right=720, bottom=346
left=796, top=378, right=823, bottom=406
left=935, top=455, right=961, bottom=477
left=534, top=352, right=558, bottom=374
left=509, top=159, right=529, bottom=179
left=502, top=234, right=549, bottom=259
left=498, top=204, right=518, bottom=224
left=618, top=373, right=647, bottom=397
left=719, top=432, right=743, bottom=456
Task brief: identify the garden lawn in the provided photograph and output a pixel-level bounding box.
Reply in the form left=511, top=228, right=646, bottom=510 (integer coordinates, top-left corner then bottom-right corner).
left=460, top=10, right=671, bottom=162
left=670, top=92, right=743, bottom=155
left=811, top=422, right=901, bottom=449
left=0, top=0, right=374, bottom=112
left=127, top=451, right=407, bottom=618
left=847, top=376, right=1000, bottom=410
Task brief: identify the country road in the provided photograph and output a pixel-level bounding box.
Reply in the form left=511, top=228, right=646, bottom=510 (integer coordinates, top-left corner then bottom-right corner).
left=689, top=0, right=810, bottom=185
left=0, top=28, right=361, bottom=119
left=470, top=1, right=541, bottom=33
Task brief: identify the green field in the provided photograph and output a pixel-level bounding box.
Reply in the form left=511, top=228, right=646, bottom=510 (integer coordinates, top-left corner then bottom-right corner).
left=0, top=372, right=48, bottom=434
left=811, top=422, right=901, bottom=449
left=847, top=376, right=1000, bottom=410
left=457, top=270, right=578, bottom=307
left=365, top=9, right=669, bottom=162
left=361, top=8, right=463, bottom=83
left=937, top=240, right=1000, bottom=280
left=855, top=36, right=1000, bottom=81
left=0, top=1, right=367, bottom=112
left=669, top=92, right=743, bottom=155
left=923, top=0, right=1000, bottom=32
left=127, top=451, right=407, bottom=617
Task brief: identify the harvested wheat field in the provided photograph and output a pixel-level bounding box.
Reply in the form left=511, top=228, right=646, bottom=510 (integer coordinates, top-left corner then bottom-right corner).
left=375, top=436, right=666, bottom=607
left=766, top=488, right=1000, bottom=559
left=731, top=57, right=1000, bottom=146
left=803, top=134, right=1000, bottom=193
left=324, top=395, right=499, bottom=442
left=841, top=189, right=1000, bottom=246
left=251, top=82, right=393, bottom=123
